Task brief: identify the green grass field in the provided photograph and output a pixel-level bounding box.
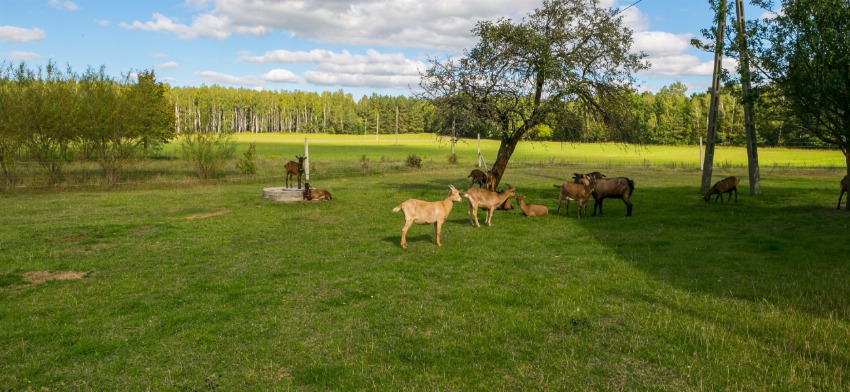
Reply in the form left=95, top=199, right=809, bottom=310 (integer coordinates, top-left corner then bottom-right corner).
left=2, top=134, right=849, bottom=390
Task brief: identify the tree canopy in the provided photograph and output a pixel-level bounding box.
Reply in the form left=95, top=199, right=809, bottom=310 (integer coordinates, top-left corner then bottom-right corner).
left=419, top=0, right=649, bottom=186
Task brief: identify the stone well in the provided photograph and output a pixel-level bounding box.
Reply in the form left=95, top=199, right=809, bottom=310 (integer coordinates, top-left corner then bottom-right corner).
left=262, top=187, right=304, bottom=202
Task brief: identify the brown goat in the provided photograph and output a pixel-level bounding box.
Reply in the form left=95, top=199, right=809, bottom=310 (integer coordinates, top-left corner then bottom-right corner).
left=516, top=194, right=549, bottom=217
left=284, top=155, right=306, bottom=189
left=838, top=175, right=848, bottom=210
left=303, top=184, right=332, bottom=201
left=463, top=185, right=516, bottom=227
left=587, top=177, right=634, bottom=217
left=703, top=176, right=739, bottom=203
left=468, top=169, right=488, bottom=188
left=392, top=185, right=463, bottom=249
left=555, top=174, right=594, bottom=219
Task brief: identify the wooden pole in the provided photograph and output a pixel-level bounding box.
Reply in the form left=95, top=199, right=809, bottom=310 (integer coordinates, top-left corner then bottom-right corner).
left=303, top=138, right=310, bottom=189
left=701, top=0, right=726, bottom=194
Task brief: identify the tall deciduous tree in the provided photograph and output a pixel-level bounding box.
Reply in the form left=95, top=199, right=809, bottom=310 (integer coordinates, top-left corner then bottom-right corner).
left=749, top=0, right=850, bottom=195
left=419, top=0, right=648, bottom=187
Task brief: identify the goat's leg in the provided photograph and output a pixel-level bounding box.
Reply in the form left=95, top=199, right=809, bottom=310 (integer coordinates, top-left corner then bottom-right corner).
left=467, top=201, right=480, bottom=227
left=485, top=207, right=494, bottom=226
left=624, top=198, right=633, bottom=217
left=400, top=219, right=413, bottom=249
left=838, top=189, right=846, bottom=210
left=435, top=221, right=443, bottom=246
left=593, top=198, right=603, bottom=216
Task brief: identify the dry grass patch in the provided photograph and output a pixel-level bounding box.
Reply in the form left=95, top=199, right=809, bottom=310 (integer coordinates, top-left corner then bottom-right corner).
left=23, top=271, right=88, bottom=284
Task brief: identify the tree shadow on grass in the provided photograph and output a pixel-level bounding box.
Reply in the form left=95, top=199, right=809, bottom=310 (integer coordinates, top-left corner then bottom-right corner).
left=580, top=183, right=850, bottom=323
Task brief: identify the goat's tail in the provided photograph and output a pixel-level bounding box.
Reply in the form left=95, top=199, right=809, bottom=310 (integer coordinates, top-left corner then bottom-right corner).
left=392, top=205, right=402, bottom=212
left=627, top=178, right=635, bottom=197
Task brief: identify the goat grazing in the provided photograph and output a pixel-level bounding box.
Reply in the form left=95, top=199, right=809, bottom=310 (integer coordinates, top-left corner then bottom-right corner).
left=703, top=176, right=739, bottom=203
left=392, top=185, right=462, bottom=249
left=838, top=175, right=848, bottom=210
left=555, top=174, right=594, bottom=219
left=516, top=194, right=548, bottom=217
left=468, top=169, right=488, bottom=188
left=586, top=177, right=634, bottom=217
left=303, top=184, right=332, bottom=201
left=284, top=155, right=306, bottom=189
left=463, top=185, right=516, bottom=227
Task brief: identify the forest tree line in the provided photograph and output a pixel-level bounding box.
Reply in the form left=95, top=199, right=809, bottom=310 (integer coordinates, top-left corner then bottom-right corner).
left=0, top=61, right=830, bottom=186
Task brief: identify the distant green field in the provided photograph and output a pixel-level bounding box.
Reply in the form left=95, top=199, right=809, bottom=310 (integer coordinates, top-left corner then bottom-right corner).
left=218, top=132, right=845, bottom=168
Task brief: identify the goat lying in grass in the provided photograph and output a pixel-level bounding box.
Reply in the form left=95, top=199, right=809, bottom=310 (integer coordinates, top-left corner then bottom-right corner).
left=464, top=185, right=516, bottom=227
left=285, top=155, right=306, bottom=188
left=574, top=173, right=634, bottom=217
left=555, top=174, right=594, bottom=219
left=703, top=176, right=739, bottom=203
left=303, top=184, right=332, bottom=201
left=515, top=194, right=548, bottom=217
left=392, top=185, right=462, bottom=249
left=838, top=175, right=848, bottom=210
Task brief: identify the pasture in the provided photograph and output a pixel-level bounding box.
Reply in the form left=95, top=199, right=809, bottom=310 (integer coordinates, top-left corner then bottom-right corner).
left=1, top=134, right=849, bottom=390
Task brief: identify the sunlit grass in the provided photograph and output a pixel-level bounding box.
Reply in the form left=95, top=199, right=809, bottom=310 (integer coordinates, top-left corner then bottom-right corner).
left=2, top=160, right=848, bottom=390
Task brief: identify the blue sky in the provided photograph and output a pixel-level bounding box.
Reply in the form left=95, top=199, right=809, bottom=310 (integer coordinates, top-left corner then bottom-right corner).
left=0, top=0, right=771, bottom=97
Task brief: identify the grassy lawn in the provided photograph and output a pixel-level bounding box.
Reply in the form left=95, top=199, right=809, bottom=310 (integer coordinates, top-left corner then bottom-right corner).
left=2, top=134, right=848, bottom=390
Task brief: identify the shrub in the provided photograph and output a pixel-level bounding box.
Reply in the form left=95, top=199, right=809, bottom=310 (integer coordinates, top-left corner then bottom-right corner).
left=236, top=143, right=257, bottom=175
left=405, top=154, right=422, bottom=168
left=181, top=132, right=236, bottom=179
left=447, top=153, right=458, bottom=165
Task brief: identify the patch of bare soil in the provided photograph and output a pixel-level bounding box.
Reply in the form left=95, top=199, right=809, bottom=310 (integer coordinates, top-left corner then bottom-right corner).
left=24, top=271, right=87, bottom=284
left=184, top=209, right=230, bottom=220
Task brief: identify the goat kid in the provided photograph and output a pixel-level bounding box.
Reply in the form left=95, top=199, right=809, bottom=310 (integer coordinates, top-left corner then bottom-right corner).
left=392, top=185, right=462, bottom=249
left=703, top=176, right=739, bottom=203
left=838, top=175, right=848, bottom=210
left=463, top=185, right=516, bottom=227
left=555, top=174, right=594, bottom=219
left=516, top=194, right=548, bottom=217
left=285, top=155, right=306, bottom=189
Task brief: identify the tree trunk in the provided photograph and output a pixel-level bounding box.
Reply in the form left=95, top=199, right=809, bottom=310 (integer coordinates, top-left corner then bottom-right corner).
left=701, top=0, right=726, bottom=194
left=736, top=0, right=761, bottom=195
left=487, top=131, right=525, bottom=190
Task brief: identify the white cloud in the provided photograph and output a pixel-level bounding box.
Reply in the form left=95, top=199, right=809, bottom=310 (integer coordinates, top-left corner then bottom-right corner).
left=0, top=26, right=46, bottom=42
left=48, top=0, right=79, bottom=11
left=632, top=31, right=693, bottom=57
left=262, top=69, right=301, bottom=83
left=121, top=0, right=539, bottom=49
left=152, top=52, right=168, bottom=59
left=155, top=61, right=179, bottom=69
left=240, top=48, right=425, bottom=89
left=8, top=51, right=42, bottom=61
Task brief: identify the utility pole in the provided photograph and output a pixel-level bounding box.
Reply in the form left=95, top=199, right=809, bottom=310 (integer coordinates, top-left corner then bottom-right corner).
left=701, top=0, right=726, bottom=194
left=735, top=0, right=761, bottom=195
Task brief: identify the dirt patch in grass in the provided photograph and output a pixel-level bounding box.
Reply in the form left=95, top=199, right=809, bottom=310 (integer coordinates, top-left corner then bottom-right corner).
left=184, top=209, right=230, bottom=220
left=24, top=271, right=87, bottom=284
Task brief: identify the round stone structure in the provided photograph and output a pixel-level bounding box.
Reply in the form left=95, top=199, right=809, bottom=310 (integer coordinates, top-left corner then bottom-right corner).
left=262, top=187, right=304, bottom=202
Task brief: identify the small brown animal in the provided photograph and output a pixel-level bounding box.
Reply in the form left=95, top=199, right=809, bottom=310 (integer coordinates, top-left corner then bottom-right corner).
left=285, top=155, right=306, bottom=189
left=555, top=174, right=594, bottom=219
left=516, top=194, right=549, bottom=217
left=703, top=176, right=739, bottom=203
left=463, top=185, right=516, bottom=227
left=304, top=185, right=332, bottom=201
left=392, top=185, right=463, bottom=249
left=468, top=169, right=488, bottom=188
left=838, top=175, right=848, bottom=210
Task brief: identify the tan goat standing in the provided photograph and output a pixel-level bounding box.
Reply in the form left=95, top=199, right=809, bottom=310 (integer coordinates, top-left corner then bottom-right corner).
left=464, top=185, right=516, bottom=227
left=392, top=185, right=462, bottom=249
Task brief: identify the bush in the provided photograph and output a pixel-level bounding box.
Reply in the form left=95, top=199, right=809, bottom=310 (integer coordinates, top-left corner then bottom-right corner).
left=236, top=143, right=257, bottom=175
left=447, top=153, right=458, bottom=165
left=181, top=132, right=236, bottom=179
left=405, top=154, right=422, bottom=168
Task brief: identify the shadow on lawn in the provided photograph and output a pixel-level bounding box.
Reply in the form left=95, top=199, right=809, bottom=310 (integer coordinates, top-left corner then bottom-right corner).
left=579, top=183, right=850, bottom=324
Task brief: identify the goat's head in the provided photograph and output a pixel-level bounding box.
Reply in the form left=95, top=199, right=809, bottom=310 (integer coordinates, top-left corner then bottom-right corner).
left=448, top=185, right=462, bottom=202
